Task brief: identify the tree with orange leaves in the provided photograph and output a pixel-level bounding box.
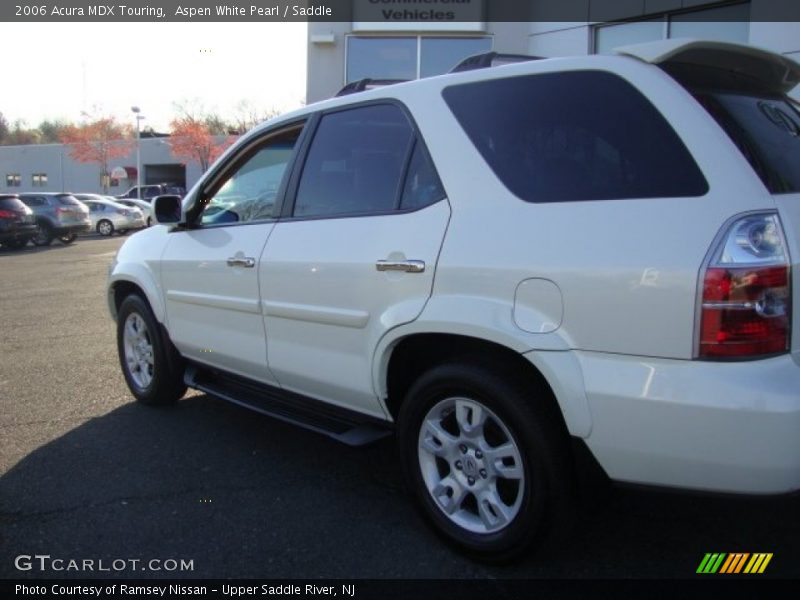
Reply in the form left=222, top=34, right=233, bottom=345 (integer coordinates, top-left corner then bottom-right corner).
left=169, top=117, right=236, bottom=173
left=60, top=117, right=133, bottom=192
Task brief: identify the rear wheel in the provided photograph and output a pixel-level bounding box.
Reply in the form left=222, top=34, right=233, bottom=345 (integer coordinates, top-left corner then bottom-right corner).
left=32, top=223, right=53, bottom=246
left=146, top=216, right=152, bottom=227
left=117, top=294, right=186, bottom=405
left=397, top=361, right=575, bottom=560
left=59, top=233, right=77, bottom=244
left=97, top=220, right=114, bottom=236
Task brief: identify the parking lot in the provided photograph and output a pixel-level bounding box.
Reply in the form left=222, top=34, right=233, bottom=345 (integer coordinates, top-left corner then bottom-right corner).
left=1, top=235, right=798, bottom=579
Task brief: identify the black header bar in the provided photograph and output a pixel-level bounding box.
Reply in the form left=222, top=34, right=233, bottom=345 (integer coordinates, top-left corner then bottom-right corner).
left=1, top=0, right=799, bottom=23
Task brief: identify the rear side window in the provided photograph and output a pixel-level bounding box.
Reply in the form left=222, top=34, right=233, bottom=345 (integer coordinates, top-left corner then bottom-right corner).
left=294, top=104, right=415, bottom=218
left=443, top=70, right=708, bottom=203
left=400, top=141, right=446, bottom=210
left=0, top=197, right=27, bottom=211
left=57, top=195, right=81, bottom=206
left=692, top=92, right=800, bottom=194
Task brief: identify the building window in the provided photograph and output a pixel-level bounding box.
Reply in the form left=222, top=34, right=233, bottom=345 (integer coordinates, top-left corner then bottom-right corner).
left=594, top=2, right=750, bottom=54
left=346, top=36, right=492, bottom=83
left=6, top=174, right=21, bottom=187
left=32, top=173, right=48, bottom=187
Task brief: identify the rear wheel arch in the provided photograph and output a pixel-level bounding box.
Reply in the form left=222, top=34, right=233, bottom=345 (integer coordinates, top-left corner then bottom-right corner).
left=384, top=334, right=569, bottom=435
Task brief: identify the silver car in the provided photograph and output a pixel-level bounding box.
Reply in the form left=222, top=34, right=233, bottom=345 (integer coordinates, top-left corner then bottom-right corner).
left=74, top=194, right=146, bottom=236
left=113, top=197, right=154, bottom=226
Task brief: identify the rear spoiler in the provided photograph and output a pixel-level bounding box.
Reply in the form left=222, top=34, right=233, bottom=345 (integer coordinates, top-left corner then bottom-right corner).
left=614, top=39, right=800, bottom=94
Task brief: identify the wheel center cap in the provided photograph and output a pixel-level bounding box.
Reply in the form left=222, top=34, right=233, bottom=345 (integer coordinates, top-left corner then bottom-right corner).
left=463, top=456, right=478, bottom=477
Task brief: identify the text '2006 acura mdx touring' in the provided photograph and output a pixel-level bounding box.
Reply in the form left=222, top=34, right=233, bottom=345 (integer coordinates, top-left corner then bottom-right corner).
left=108, top=40, right=800, bottom=559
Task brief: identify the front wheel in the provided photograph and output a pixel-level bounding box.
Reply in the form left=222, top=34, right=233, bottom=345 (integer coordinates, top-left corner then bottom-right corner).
left=397, top=362, right=575, bottom=560
left=116, top=294, right=187, bottom=405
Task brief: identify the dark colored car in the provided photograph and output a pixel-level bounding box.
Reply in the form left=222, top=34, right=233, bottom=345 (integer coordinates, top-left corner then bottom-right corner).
left=18, top=193, right=91, bottom=246
left=0, top=195, right=37, bottom=249
left=116, top=183, right=186, bottom=201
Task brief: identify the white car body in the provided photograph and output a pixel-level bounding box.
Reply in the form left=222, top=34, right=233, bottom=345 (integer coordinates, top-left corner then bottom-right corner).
left=108, top=39, right=800, bottom=506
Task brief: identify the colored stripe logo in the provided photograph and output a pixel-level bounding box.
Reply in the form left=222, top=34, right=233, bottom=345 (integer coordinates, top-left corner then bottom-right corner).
left=697, top=553, right=773, bottom=574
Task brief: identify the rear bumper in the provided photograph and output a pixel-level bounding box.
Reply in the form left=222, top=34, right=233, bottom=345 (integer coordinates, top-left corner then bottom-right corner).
left=573, top=351, right=800, bottom=495
left=0, top=223, right=37, bottom=242
left=56, top=222, right=91, bottom=235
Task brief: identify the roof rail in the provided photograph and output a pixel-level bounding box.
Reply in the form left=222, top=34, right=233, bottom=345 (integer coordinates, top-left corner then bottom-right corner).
left=450, top=52, right=542, bottom=73
left=335, top=78, right=409, bottom=97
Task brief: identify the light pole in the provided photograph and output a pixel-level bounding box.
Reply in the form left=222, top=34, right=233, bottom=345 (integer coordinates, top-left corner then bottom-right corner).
left=131, top=106, right=145, bottom=198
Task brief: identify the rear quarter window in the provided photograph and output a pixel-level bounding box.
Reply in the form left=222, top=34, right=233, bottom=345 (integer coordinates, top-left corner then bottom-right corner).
left=442, top=70, right=708, bottom=203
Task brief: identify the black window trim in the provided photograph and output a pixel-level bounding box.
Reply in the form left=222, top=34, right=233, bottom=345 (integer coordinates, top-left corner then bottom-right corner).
left=279, top=97, right=447, bottom=223
left=182, top=118, right=312, bottom=230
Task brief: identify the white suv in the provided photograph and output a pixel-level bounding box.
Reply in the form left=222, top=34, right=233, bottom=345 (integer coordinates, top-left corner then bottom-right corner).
left=108, top=40, right=800, bottom=559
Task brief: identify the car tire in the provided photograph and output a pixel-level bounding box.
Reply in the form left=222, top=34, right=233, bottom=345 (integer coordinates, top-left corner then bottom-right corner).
left=97, top=220, right=114, bottom=236
left=31, top=223, right=53, bottom=246
left=146, top=216, right=152, bottom=227
left=116, top=294, right=187, bottom=406
left=396, top=361, right=576, bottom=561
left=59, top=233, right=77, bottom=244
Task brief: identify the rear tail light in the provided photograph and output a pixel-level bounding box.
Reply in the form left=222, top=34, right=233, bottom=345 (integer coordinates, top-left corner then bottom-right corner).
left=0, top=210, right=17, bottom=218
left=117, top=208, right=131, bottom=216
left=697, top=212, right=791, bottom=359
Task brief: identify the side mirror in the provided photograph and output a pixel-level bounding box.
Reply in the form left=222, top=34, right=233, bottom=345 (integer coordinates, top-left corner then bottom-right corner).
left=153, top=195, right=183, bottom=225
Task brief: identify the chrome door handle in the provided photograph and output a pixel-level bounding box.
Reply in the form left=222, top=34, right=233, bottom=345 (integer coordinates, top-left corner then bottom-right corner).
left=375, top=259, right=426, bottom=273
left=226, top=257, right=256, bottom=268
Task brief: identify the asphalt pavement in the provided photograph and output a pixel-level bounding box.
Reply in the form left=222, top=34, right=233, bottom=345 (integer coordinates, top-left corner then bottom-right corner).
left=1, top=235, right=798, bottom=580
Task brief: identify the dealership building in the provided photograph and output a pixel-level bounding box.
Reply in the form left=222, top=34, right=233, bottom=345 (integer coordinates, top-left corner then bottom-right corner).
left=0, top=137, right=193, bottom=197
left=306, top=0, right=800, bottom=102
left=2, top=0, right=798, bottom=196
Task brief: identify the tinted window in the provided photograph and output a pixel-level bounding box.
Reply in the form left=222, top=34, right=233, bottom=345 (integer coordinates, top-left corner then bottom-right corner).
left=20, top=196, right=45, bottom=207
left=201, top=127, right=301, bottom=225
left=0, top=197, right=26, bottom=211
left=692, top=92, right=800, bottom=194
left=57, top=195, right=82, bottom=206
left=443, top=71, right=708, bottom=203
left=294, top=105, right=414, bottom=218
left=400, top=142, right=446, bottom=210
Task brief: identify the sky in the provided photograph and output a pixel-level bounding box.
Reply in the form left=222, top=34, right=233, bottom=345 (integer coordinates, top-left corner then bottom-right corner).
left=0, top=22, right=308, bottom=132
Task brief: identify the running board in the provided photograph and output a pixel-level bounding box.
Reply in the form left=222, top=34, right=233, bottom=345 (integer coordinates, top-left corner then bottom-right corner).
left=184, top=364, right=392, bottom=447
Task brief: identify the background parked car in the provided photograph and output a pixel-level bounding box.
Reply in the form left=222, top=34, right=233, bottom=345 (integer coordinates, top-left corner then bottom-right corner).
left=114, top=197, right=154, bottom=226
left=116, top=183, right=185, bottom=201
left=0, top=194, right=37, bottom=249
left=18, top=193, right=91, bottom=246
left=74, top=194, right=146, bottom=236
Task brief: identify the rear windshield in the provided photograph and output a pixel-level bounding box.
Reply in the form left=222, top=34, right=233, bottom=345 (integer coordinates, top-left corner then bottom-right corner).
left=0, top=197, right=26, bottom=210
left=692, top=91, right=800, bottom=194
left=442, top=70, right=708, bottom=203
left=57, top=195, right=82, bottom=206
